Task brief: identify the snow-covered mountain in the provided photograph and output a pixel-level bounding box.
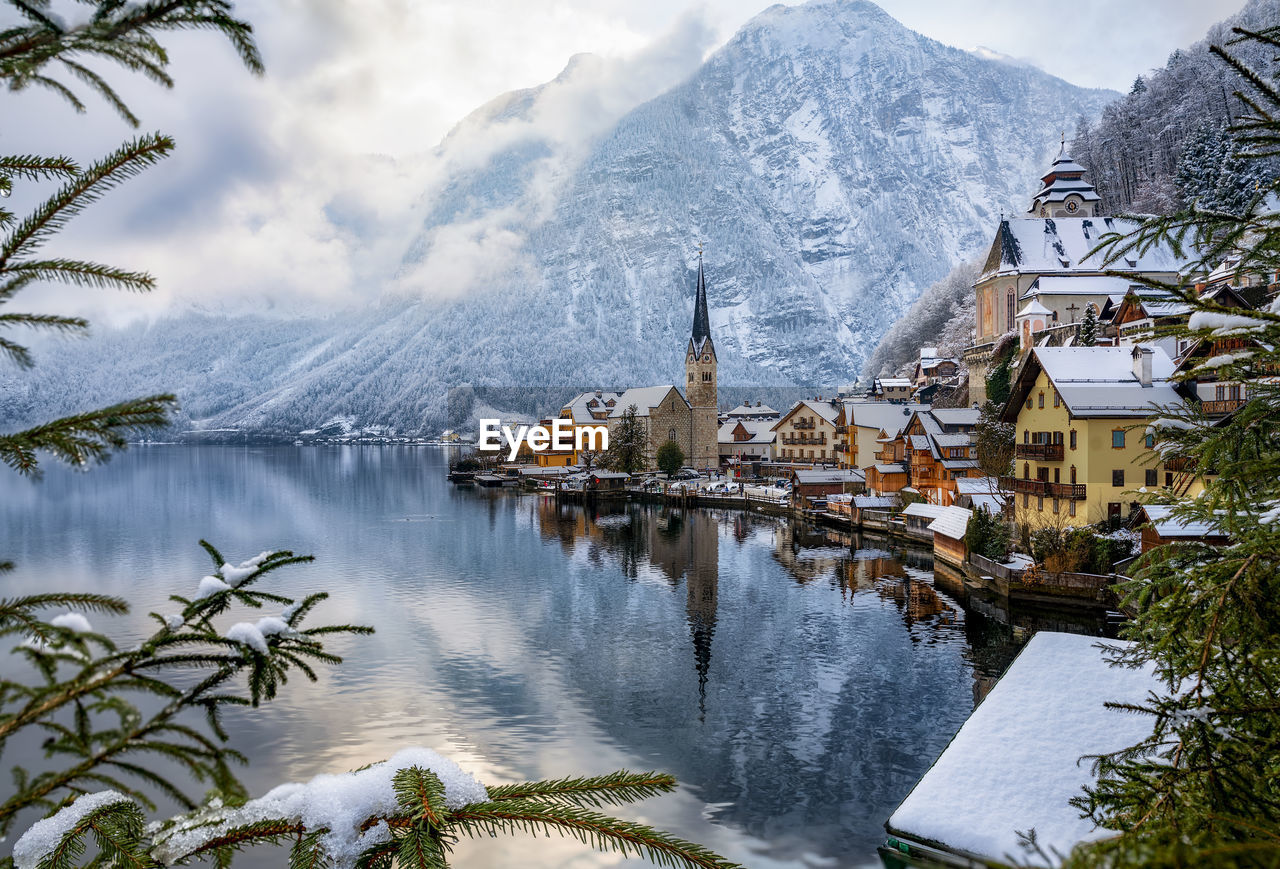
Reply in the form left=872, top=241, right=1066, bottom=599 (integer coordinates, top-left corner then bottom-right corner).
left=6, top=0, right=1116, bottom=433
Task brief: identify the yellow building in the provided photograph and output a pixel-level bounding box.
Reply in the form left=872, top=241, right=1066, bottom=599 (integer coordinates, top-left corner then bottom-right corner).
left=773, top=399, right=841, bottom=464
left=999, top=345, right=1189, bottom=527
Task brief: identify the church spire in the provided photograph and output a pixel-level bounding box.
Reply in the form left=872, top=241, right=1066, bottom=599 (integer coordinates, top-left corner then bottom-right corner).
left=692, top=245, right=710, bottom=348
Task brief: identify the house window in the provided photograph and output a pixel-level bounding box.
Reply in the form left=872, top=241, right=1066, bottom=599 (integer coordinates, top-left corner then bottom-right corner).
left=1112, top=469, right=1125, bottom=487
left=1053, top=391, right=1060, bottom=408
left=1037, top=495, right=1044, bottom=511
left=1052, top=498, right=1059, bottom=514
left=1112, top=430, right=1126, bottom=449
left=1145, top=433, right=1154, bottom=449
left=1069, top=501, right=1076, bottom=517
left=1023, top=493, right=1029, bottom=508
left=1070, top=466, right=1077, bottom=484
left=1023, top=430, right=1029, bottom=443
left=1038, top=393, right=1044, bottom=409
left=1145, top=469, right=1158, bottom=487
left=1165, top=472, right=1174, bottom=487
left=1070, top=430, right=1077, bottom=450
left=1026, top=397, right=1033, bottom=410
left=1023, top=462, right=1030, bottom=479
left=1054, top=468, right=1060, bottom=484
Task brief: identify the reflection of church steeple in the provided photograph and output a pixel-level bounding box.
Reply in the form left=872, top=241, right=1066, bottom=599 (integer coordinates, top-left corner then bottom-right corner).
left=684, top=512, right=719, bottom=721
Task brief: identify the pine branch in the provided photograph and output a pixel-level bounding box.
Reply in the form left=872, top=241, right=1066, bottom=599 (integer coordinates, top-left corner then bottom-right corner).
left=450, top=801, right=745, bottom=869
left=485, top=771, right=678, bottom=810
left=0, top=394, right=177, bottom=477
left=0, top=133, right=173, bottom=268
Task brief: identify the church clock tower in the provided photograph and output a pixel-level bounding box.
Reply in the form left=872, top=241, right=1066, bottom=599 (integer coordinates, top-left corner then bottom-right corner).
left=686, top=249, right=718, bottom=471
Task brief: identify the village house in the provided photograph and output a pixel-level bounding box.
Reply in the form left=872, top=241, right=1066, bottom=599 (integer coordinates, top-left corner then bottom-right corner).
left=841, top=401, right=926, bottom=471
left=912, top=347, right=959, bottom=387
left=773, top=399, right=842, bottom=464
left=927, top=506, right=972, bottom=568
left=718, top=417, right=776, bottom=465
left=865, top=430, right=911, bottom=496
left=789, top=468, right=865, bottom=507
left=965, top=140, right=1190, bottom=404
left=724, top=401, right=779, bottom=421
left=1138, top=504, right=1230, bottom=554
left=899, top=407, right=982, bottom=505
left=557, top=391, right=623, bottom=464
left=999, top=344, right=1187, bottom=527
left=871, top=377, right=913, bottom=402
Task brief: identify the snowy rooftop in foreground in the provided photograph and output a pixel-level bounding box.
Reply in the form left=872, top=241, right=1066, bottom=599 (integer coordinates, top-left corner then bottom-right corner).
left=887, top=632, right=1159, bottom=866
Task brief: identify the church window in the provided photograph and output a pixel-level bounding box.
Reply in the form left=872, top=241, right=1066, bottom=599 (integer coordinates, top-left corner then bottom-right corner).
left=689, top=373, right=694, bottom=382
left=702, top=355, right=710, bottom=362
left=669, top=429, right=677, bottom=443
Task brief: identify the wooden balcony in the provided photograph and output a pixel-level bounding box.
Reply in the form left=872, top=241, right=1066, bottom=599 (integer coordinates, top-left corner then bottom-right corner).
left=1015, top=442, right=1064, bottom=461
left=999, top=477, right=1087, bottom=500
left=1202, top=398, right=1245, bottom=416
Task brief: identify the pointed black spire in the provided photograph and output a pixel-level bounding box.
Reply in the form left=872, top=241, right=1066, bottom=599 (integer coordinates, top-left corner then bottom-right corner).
left=692, top=246, right=710, bottom=347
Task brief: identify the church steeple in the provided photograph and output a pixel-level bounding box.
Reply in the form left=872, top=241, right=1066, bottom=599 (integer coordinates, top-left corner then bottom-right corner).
left=1028, top=134, right=1101, bottom=218
left=692, top=247, right=711, bottom=350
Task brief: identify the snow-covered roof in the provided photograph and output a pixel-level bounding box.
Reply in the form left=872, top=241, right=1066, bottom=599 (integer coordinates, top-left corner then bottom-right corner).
left=902, top=503, right=948, bottom=520
left=927, top=506, right=972, bottom=540
left=876, top=378, right=913, bottom=388
left=929, top=407, right=980, bottom=428
left=776, top=399, right=841, bottom=428
left=888, top=632, right=1159, bottom=864
left=1017, top=299, right=1053, bottom=318
left=726, top=402, right=779, bottom=417
left=1141, top=505, right=1227, bottom=539
left=932, top=433, right=972, bottom=448
left=908, top=435, right=931, bottom=451
left=955, top=476, right=1004, bottom=495
left=853, top=495, right=899, bottom=509
left=561, top=391, right=624, bottom=424
left=968, top=494, right=1007, bottom=515
left=793, top=469, right=862, bottom=485
left=941, top=459, right=979, bottom=471
left=985, top=217, right=1190, bottom=279
left=590, top=471, right=630, bottom=480
left=1022, top=275, right=1134, bottom=300
left=1030, top=346, right=1184, bottom=418
left=873, top=463, right=908, bottom=475
left=608, top=385, right=682, bottom=418
left=718, top=419, right=776, bottom=445
left=847, top=401, right=927, bottom=436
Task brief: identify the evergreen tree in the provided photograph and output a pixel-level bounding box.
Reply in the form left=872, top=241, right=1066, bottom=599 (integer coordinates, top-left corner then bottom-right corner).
left=1078, top=302, right=1099, bottom=346
left=656, top=440, right=685, bottom=476
left=1064, top=24, right=1280, bottom=867
left=1131, top=75, right=1148, bottom=95
left=608, top=405, right=646, bottom=474
left=974, top=399, right=1014, bottom=479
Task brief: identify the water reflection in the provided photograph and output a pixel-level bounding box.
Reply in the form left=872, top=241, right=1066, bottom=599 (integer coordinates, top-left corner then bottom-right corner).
left=2, top=447, right=1052, bottom=867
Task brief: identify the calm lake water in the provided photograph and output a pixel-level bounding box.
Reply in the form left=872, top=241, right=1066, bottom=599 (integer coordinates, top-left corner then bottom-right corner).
left=0, top=446, right=1108, bottom=867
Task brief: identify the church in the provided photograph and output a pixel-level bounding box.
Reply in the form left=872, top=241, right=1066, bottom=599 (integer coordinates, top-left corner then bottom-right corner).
left=964, top=140, right=1190, bottom=404
left=592, top=253, right=719, bottom=471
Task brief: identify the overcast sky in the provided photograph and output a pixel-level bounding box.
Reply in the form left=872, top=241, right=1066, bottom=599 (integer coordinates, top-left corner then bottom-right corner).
left=2, top=0, right=1249, bottom=322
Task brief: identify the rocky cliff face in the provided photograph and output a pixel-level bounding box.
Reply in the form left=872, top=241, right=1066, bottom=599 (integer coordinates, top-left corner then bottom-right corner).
left=6, top=0, right=1115, bottom=432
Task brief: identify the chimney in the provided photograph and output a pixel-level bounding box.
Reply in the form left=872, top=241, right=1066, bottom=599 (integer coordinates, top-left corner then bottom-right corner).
left=1132, top=346, right=1153, bottom=387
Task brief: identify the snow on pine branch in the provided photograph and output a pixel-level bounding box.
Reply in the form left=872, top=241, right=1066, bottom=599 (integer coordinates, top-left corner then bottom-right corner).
left=12, top=791, right=132, bottom=869
left=149, top=748, right=489, bottom=866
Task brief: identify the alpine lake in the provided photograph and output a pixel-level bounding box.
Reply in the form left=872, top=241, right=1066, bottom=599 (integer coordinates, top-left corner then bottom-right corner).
left=1, top=446, right=1121, bottom=868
